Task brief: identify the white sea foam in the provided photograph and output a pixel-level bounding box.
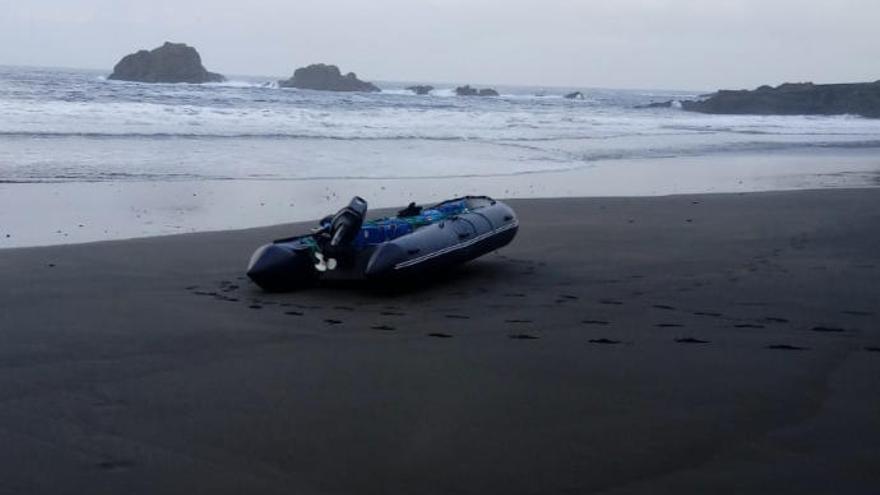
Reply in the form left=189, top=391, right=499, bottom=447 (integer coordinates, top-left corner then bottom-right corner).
left=204, top=79, right=278, bottom=88
left=4, top=95, right=879, bottom=143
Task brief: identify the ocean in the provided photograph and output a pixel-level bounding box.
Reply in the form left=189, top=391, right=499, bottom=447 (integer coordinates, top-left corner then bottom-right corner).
left=2, top=65, right=880, bottom=247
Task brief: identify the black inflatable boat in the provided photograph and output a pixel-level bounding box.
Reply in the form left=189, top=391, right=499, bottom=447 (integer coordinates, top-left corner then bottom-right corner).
left=246, top=196, right=518, bottom=291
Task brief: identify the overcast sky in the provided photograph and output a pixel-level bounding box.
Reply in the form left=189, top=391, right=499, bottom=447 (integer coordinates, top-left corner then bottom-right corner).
left=0, top=0, right=876, bottom=90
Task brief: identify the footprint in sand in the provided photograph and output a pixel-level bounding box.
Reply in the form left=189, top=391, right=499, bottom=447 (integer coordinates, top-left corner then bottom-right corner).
left=764, top=317, right=789, bottom=324
left=582, top=320, right=610, bottom=326
left=428, top=332, right=453, bottom=338
left=505, top=319, right=533, bottom=324
left=599, top=299, right=624, bottom=306
left=559, top=294, right=579, bottom=300
left=655, top=323, right=684, bottom=328
left=248, top=304, right=262, bottom=310
left=445, top=314, right=470, bottom=320
left=842, top=310, right=874, bottom=317
left=371, top=325, right=396, bottom=331
left=509, top=334, right=540, bottom=340
left=284, top=311, right=304, bottom=316
left=811, top=326, right=846, bottom=333
left=675, top=337, right=710, bottom=344
left=694, top=311, right=722, bottom=317
left=766, top=344, right=809, bottom=351
left=734, top=324, right=765, bottom=329
left=653, top=305, right=676, bottom=311
left=589, top=338, right=621, bottom=345
left=864, top=346, right=880, bottom=353
left=324, top=319, right=343, bottom=325
left=334, top=306, right=355, bottom=311
left=380, top=311, right=405, bottom=316
left=97, top=459, right=135, bottom=471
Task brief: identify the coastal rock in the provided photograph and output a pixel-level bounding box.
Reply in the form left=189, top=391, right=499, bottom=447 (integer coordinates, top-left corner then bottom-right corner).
left=679, top=81, right=880, bottom=118
left=455, top=85, right=479, bottom=96
left=279, top=64, right=380, bottom=92
left=455, top=85, right=499, bottom=97
left=406, top=85, right=434, bottom=95
left=108, top=42, right=225, bottom=84
left=565, top=91, right=585, bottom=100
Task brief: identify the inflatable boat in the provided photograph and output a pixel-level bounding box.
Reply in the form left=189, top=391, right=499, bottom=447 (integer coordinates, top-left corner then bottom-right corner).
left=247, top=196, right=519, bottom=291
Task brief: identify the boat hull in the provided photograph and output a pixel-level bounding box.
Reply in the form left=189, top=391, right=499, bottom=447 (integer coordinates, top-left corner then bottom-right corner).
left=247, top=197, right=518, bottom=291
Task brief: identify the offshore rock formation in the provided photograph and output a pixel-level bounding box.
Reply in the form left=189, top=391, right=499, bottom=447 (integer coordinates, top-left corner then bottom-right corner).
left=108, top=42, right=225, bottom=83
left=643, top=81, right=880, bottom=118
left=455, top=85, right=499, bottom=97
left=279, top=64, right=380, bottom=92
left=565, top=91, right=585, bottom=100
left=406, top=85, right=434, bottom=95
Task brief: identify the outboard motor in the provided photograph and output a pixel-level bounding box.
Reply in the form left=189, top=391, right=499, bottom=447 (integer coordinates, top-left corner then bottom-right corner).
left=330, top=196, right=368, bottom=248
left=315, top=196, right=367, bottom=271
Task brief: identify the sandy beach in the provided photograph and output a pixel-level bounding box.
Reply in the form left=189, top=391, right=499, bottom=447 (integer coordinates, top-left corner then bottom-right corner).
left=1, top=188, right=879, bottom=494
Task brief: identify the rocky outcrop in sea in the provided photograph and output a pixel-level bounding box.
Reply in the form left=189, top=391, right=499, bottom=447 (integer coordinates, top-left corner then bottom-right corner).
left=279, top=64, right=380, bottom=92
left=406, top=85, right=434, bottom=95
left=455, top=85, right=499, bottom=97
left=643, top=81, right=880, bottom=118
left=108, top=42, right=225, bottom=84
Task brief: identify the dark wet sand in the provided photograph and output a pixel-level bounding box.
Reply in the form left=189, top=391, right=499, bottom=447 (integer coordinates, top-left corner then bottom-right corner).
left=1, top=189, right=879, bottom=494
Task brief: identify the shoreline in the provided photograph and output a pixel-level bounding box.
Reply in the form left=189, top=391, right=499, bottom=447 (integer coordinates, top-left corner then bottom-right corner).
left=2, top=149, right=879, bottom=249
left=1, top=186, right=879, bottom=254
left=1, top=188, right=878, bottom=494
